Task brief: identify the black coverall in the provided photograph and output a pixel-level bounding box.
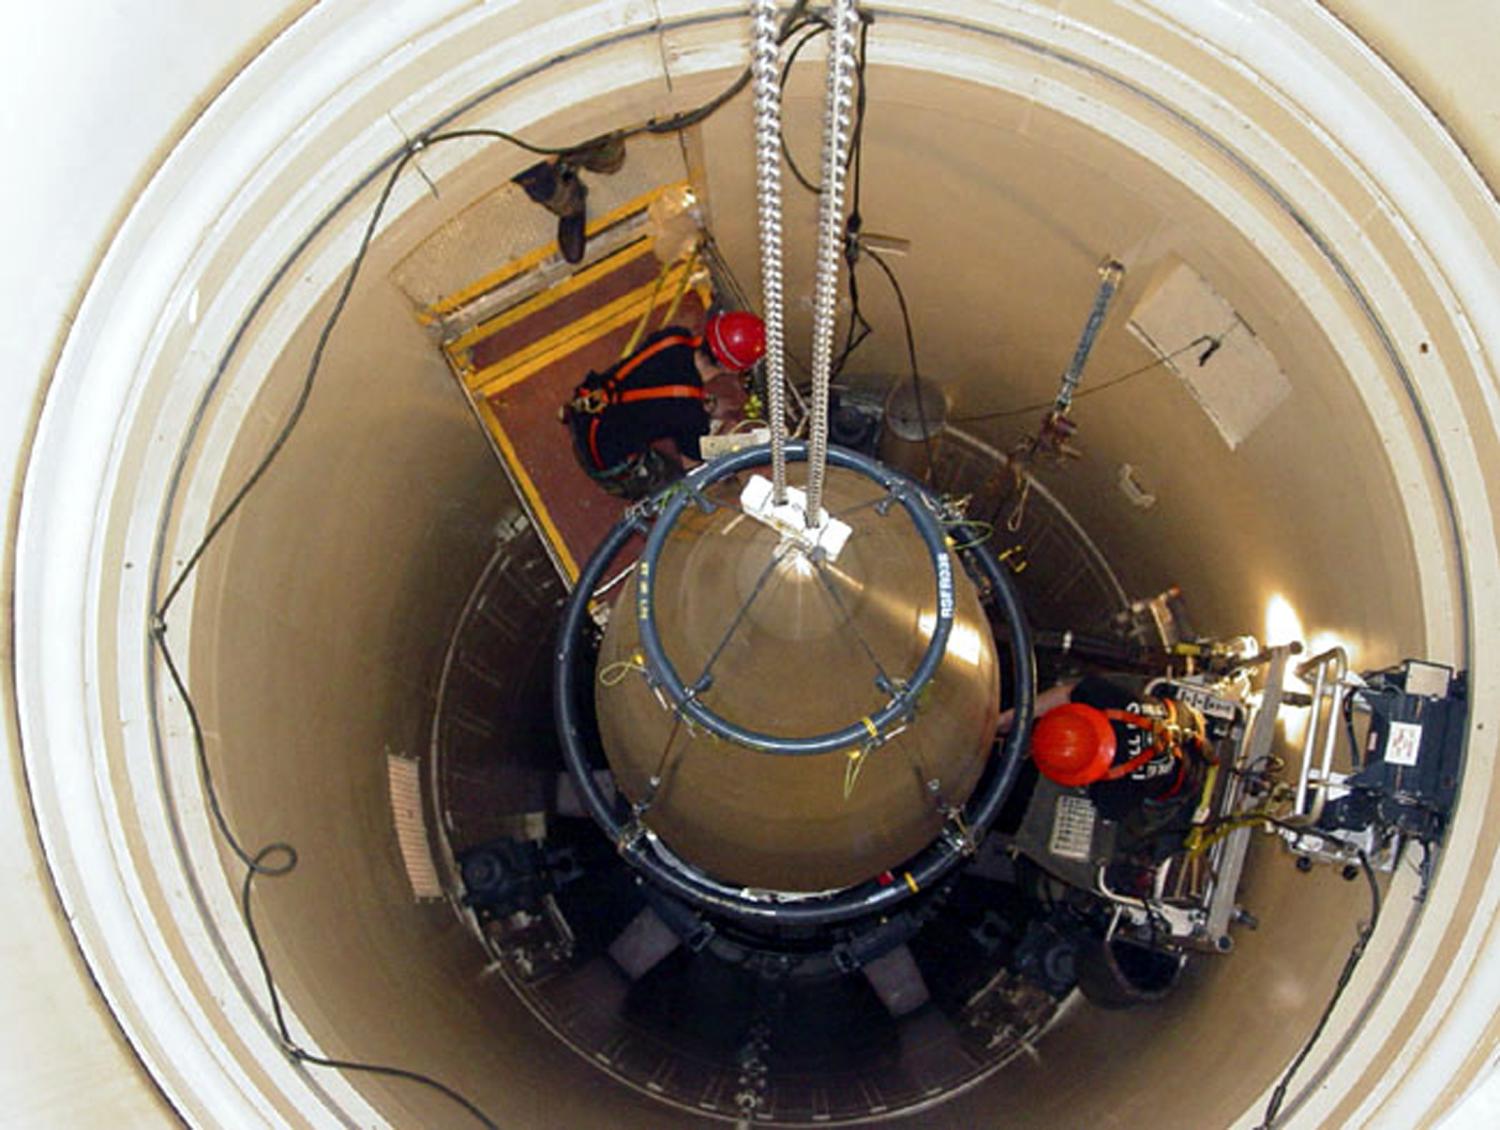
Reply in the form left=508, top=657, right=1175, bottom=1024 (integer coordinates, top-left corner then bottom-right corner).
left=565, top=327, right=710, bottom=499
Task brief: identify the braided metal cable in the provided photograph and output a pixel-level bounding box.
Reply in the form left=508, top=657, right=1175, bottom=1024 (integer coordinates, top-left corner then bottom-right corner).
left=804, top=0, right=860, bottom=525
left=750, top=0, right=790, bottom=501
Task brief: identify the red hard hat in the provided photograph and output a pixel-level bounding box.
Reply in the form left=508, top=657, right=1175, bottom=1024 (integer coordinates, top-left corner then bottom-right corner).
left=704, top=311, right=766, bottom=371
left=1029, top=702, right=1118, bottom=787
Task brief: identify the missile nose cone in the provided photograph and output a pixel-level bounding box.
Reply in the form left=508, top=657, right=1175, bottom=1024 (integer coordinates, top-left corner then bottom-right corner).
left=594, top=465, right=1000, bottom=892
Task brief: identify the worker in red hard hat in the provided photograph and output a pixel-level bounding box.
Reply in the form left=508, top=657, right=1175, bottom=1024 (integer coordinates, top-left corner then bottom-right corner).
left=563, top=311, right=766, bottom=499
left=1002, top=677, right=1208, bottom=818
left=1024, top=677, right=1208, bottom=820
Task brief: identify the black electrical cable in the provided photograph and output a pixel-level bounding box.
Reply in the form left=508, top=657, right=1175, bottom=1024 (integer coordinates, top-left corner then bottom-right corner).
left=949, top=332, right=1230, bottom=425
left=805, top=18, right=940, bottom=482
left=151, top=141, right=500, bottom=1130
left=263, top=0, right=822, bottom=170
left=780, top=21, right=834, bottom=193
left=157, top=145, right=415, bottom=618
left=471, top=0, right=817, bottom=158
left=778, top=12, right=872, bottom=196
left=833, top=246, right=875, bottom=378
left=148, top=9, right=823, bottom=1121
left=238, top=858, right=501, bottom=1129
left=1413, top=841, right=1436, bottom=905
left=832, top=18, right=875, bottom=380
left=648, top=5, right=827, bottom=140
left=1256, top=849, right=1383, bottom=1130
left=786, top=11, right=1222, bottom=491
left=861, top=243, right=936, bottom=483
left=777, top=14, right=876, bottom=394
left=850, top=17, right=870, bottom=221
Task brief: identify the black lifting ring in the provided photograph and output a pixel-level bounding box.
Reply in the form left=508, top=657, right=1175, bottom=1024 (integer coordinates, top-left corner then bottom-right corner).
left=553, top=442, right=1037, bottom=927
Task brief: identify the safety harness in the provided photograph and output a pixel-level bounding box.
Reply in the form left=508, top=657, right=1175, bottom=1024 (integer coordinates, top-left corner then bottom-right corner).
left=567, top=333, right=704, bottom=471
left=1098, top=698, right=1208, bottom=798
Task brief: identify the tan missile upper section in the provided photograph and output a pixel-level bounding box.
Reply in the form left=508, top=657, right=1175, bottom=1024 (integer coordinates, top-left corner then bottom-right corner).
left=595, top=465, right=1000, bottom=891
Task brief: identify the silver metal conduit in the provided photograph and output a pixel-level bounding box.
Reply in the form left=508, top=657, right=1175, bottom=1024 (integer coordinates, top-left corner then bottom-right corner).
left=803, top=0, right=859, bottom=526
left=750, top=0, right=790, bottom=502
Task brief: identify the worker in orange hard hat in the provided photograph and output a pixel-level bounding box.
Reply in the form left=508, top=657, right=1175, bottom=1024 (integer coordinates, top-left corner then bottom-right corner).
left=563, top=311, right=766, bottom=499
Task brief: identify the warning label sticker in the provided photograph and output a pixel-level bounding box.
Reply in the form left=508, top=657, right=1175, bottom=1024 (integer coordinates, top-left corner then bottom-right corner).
left=1386, top=721, right=1424, bottom=767
left=1049, top=795, right=1097, bottom=862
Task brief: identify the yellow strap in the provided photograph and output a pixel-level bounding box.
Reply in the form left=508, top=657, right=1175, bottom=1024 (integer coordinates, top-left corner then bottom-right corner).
left=657, top=245, right=699, bottom=330
left=599, top=650, right=647, bottom=687
left=843, top=746, right=871, bottom=800
left=620, top=257, right=674, bottom=359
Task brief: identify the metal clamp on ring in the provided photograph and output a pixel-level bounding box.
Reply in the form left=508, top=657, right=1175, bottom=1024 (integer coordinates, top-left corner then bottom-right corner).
left=554, top=445, right=1037, bottom=927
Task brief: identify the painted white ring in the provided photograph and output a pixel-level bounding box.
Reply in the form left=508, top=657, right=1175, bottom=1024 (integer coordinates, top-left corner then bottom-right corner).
left=12, top=1, right=1499, bottom=1126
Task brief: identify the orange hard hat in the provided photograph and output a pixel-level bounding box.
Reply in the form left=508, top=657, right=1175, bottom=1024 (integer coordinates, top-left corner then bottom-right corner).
left=704, top=311, right=766, bottom=372
left=1029, top=702, right=1118, bottom=787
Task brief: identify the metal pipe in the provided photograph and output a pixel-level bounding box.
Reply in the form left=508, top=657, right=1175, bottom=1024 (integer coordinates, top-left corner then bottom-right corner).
left=1054, top=258, right=1126, bottom=413
left=1292, top=646, right=1350, bottom=824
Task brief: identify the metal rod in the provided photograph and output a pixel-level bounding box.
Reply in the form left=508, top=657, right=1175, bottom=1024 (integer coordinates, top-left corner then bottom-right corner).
left=1292, top=646, right=1349, bottom=823
left=1054, top=258, right=1126, bottom=413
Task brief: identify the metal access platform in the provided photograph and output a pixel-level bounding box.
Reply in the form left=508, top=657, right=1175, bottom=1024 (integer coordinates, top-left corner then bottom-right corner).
left=425, top=182, right=713, bottom=583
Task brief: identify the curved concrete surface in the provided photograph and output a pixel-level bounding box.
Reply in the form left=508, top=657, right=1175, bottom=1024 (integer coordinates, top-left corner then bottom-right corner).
left=6, top=1, right=1500, bottom=1126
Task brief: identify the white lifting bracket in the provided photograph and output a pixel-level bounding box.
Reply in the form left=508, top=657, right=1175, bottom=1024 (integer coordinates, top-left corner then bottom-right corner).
left=740, top=473, right=853, bottom=561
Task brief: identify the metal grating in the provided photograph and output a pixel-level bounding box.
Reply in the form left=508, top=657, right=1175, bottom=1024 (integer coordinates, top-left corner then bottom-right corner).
left=387, top=754, right=443, bottom=900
